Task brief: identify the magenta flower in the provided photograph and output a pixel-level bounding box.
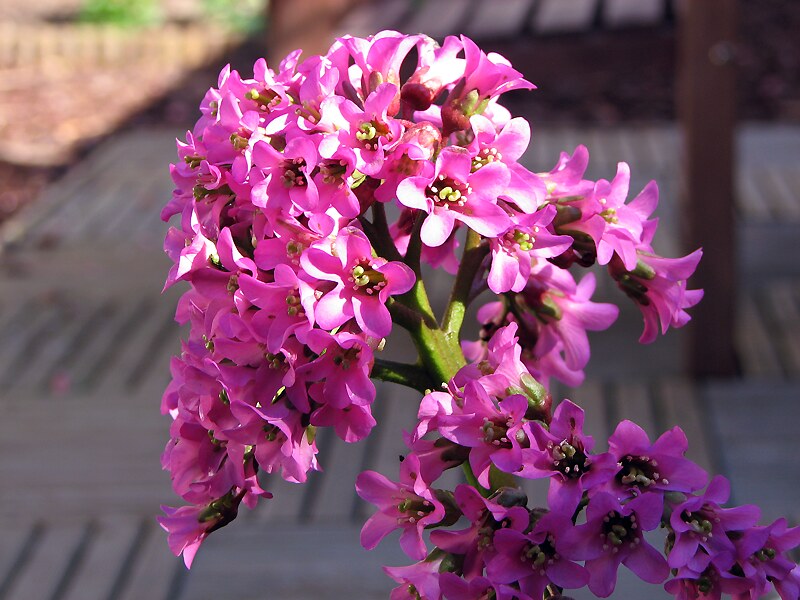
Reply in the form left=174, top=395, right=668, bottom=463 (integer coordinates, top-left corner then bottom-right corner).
left=607, top=420, right=708, bottom=497
left=159, top=490, right=245, bottom=568
left=385, top=555, right=444, bottom=600
left=668, top=476, right=761, bottom=573
left=396, top=146, right=511, bottom=247
left=487, top=511, right=589, bottom=600
left=731, top=518, right=800, bottom=600
left=469, top=114, right=546, bottom=214
left=487, top=206, right=573, bottom=293
left=439, top=573, right=521, bottom=600
left=562, top=491, right=669, bottom=597
left=431, top=484, right=529, bottom=580
left=437, top=381, right=528, bottom=487
left=520, top=399, right=617, bottom=516
left=334, top=82, right=404, bottom=175
left=610, top=249, right=704, bottom=343
left=357, top=454, right=447, bottom=560
left=299, top=329, right=376, bottom=409
left=301, top=226, right=415, bottom=338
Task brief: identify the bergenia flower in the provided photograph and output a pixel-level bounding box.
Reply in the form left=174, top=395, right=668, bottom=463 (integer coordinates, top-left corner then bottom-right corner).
left=520, top=399, right=617, bottom=516
left=357, top=454, right=448, bottom=560
left=396, top=146, right=511, bottom=247
left=562, top=491, right=669, bottom=597
left=301, top=226, right=415, bottom=338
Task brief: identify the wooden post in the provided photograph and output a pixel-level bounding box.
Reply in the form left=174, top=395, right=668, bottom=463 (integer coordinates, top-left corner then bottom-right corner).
left=678, top=0, right=739, bottom=377
left=266, top=0, right=366, bottom=63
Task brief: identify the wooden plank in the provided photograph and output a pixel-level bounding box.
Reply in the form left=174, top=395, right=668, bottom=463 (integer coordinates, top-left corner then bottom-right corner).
left=183, top=524, right=405, bottom=600
left=6, top=522, right=89, bottom=600
left=765, top=281, right=800, bottom=376
left=334, top=0, right=410, bottom=38
left=117, top=521, right=181, bottom=600
left=0, top=522, right=38, bottom=596
left=735, top=291, right=782, bottom=377
left=764, top=166, right=800, bottom=219
left=403, top=0, right=472, bottom=40
left=61, top=517, right=144, bottom=600
left=679, top=0, right=738, bottom=376
left=613, top=382, right=657, bottom=438
left=0, top=298, right=61, bottom=390
left=6, top=299, right=94, bottom=393
left=736, top=168, right=772, bottom=220
left=465, top=0, right=534, bottom=39
left=533, top=0, right=598, bottom=34
left=604, top=0, right=664, bottom=27
left=655, top=379, right=714, bottom=473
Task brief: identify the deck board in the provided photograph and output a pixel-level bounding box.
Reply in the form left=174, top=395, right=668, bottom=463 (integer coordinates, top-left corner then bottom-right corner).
left=604, top=0, right=665, bottom=27
left=60, top=517, right=144, bottom=600
left=5, top=522, right=88, bottom=600
left=465, top=0, right=533, bottom=39
left=533, top=0, right=599, bottom=34
left=404, top=0, right=473, bottom=39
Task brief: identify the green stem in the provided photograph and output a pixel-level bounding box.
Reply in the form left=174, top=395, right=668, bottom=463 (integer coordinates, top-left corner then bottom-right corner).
left=404, top=211, right=426, bottom=276
left=442, top=228, right=489, bottom=341
left=461, top=461, right=491, bottom=498
left=359, top=213, right=403, bottom=263
left=371, top=359, right=436, bottom=393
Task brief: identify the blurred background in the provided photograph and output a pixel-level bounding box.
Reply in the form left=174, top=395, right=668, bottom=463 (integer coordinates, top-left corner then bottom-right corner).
left=0, top=1, right=798, bottom=598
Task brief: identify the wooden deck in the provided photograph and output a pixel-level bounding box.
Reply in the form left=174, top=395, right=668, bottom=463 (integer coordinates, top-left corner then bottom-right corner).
left=1, top=123, right=799, bottom=599
left=336, top=0, right=676, bottom=40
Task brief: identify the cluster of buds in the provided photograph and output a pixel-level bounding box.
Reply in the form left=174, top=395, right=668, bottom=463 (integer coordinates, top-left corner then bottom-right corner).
left=157, top=29, right=797, bottom=598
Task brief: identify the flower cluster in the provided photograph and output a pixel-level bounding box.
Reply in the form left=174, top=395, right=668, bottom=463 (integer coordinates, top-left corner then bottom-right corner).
left=360, top=324, right=800, bottom=600
left=156, top=29, right=796, bottom=600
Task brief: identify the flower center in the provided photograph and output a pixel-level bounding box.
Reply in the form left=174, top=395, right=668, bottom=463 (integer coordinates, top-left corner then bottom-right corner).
left=617, top=455, right=668, bottom=490
left=285, top=289, right=305, bottom=317
left=281, top=158, right=307, bottom=188
left=481, top=416, right=513, bottom=448
left=520, top=535, right=558, bottom=574
left=601, top=511, right=640, bottom=552
left=355, top=119, right=391, bottom=151
left=396, top=496, right=434, bottom=525
left=319, top=159, right=348, bottom=187
left=681, top=509, right=716, bottom=541
left=548, top=439, right=588, bottom=479
left=426, top=175, right=471, bottom=208
left=333, top=347, right=361, bottom=370
left=504, top=228, right=535, bottom=252
left=472, top=147, right=502, bottom=171
left=350, top=259, right=387, bottom=295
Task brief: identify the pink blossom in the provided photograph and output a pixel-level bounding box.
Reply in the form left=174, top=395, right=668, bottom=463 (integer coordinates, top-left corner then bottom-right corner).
left=301, top=226, right=415, bottom=338
left=357, top=454, right=447, bottom=560
left=396, top=146, right=511, bottom=247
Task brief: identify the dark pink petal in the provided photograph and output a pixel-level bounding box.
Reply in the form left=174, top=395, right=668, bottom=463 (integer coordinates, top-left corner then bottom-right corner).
left=624, top=541, right=669, bottom=584
left=360, top=511, right=400, bottom=550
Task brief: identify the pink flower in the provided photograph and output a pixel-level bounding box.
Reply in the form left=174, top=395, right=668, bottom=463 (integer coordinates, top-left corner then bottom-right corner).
left=609, top=249, right=704, bottom=344
left=437, top=381, right=528, bottom=487
left=396, top=146, right=511, bottom=247
left=301, top=226, right=415, bottom=338
left=486, top=511, right=589, bottom=600
left=519, top=400, right=617, bottom=516
left=668, top=476, right=760, bottom=573
left=607, top=420, right=708, bottom=497
left=562, top=491, right=669, bottom=597
left=357, top=454, right=447, bottom=560
left=159, top=490, right=246, bottom=568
